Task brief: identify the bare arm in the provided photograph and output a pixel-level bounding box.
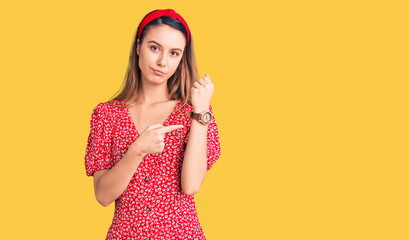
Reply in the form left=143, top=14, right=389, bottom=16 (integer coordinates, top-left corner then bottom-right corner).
left=93, top=143, right=146, bottom=207
left=181, top=73, right=217, bottom=195
left=181, top=109, right=209, bottom=195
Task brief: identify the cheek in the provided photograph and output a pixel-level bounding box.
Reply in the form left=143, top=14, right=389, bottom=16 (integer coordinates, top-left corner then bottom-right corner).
left=169, top=59, right=182, bottom=72
left=139, top=54, right=153, bottom=69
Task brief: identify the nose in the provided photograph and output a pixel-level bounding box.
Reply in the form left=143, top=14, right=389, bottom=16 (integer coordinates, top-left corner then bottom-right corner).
left=157, top=51, right=167, bottom=68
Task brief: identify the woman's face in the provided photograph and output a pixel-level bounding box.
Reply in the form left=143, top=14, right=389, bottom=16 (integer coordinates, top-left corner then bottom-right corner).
left=137, top=24, right=186, bottom=85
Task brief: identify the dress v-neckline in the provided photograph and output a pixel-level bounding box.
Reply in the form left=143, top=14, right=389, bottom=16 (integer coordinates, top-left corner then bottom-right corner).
left=124, top=99, right=182, bottom=136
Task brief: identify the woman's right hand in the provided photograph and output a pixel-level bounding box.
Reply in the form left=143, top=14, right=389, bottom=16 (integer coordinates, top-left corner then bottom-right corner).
left=131, top=124, right=185, bottom=156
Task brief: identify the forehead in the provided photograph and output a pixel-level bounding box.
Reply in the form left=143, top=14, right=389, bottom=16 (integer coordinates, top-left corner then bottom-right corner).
left=143, top=24, right=186, bottom=49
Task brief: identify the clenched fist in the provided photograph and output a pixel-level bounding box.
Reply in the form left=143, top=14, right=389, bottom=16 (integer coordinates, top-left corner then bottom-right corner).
left=191, top=73, right=214, bottom=113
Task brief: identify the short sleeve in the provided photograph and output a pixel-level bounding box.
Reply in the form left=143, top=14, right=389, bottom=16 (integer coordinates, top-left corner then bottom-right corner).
left=184, top=105, right=221, bottom=170
left=84, top=103, right=114, bottom=177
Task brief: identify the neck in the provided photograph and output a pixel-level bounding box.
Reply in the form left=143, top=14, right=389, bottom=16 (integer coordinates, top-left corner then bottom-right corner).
left=134, top=78, right=171, bottom=105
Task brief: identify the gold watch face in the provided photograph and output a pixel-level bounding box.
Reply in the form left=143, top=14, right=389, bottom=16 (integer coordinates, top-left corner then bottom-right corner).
left=202, top=112, right=212, bottom=124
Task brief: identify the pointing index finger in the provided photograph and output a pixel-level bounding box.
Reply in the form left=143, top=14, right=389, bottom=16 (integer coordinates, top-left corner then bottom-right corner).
left=157, top=125, right=185, bottom=134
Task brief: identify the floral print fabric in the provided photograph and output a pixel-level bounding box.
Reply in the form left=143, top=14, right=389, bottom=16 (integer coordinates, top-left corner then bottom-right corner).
left=84, top=98, right=221, bottom=239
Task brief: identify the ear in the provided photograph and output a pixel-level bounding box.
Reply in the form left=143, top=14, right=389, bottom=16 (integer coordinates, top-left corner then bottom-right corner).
left=136, top=39, right=140, bottom=56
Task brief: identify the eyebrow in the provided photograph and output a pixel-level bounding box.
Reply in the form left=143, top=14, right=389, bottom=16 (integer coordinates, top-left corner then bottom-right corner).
left=147, top=40, right=183, bottom=52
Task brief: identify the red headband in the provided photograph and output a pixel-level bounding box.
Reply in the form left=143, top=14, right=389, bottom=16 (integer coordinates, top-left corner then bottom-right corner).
left=137, top=9, right=190, bottom=42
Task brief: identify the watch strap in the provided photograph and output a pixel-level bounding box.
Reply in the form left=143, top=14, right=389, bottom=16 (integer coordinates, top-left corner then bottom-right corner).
left=187, top=111, right=201, bottom=121
left=186, top=111, right=212, bottom=124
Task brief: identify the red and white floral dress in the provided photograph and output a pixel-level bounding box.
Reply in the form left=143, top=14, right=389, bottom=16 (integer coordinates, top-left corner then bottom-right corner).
left=84, top=98, right=221, bottom=240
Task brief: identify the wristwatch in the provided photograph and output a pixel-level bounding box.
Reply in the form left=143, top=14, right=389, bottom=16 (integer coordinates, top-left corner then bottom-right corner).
left=187, top=110, right=213, bottom=125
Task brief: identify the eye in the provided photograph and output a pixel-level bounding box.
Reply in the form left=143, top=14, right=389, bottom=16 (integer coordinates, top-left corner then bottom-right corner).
left=151, top=46, right=159, bottom=51
left=171, top=51, right=179, bottom=56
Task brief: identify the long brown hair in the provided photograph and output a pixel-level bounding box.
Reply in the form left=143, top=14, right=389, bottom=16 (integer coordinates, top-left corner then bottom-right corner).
left=108, top=10, right=198, bottom=115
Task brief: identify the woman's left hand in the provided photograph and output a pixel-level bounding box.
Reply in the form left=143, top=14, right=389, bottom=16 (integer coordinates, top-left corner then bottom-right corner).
left=191, top=73, right=214, bottom=113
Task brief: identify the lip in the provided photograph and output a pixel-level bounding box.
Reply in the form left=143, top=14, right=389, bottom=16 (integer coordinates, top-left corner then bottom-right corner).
left=152, top=68, right=165, bottom=76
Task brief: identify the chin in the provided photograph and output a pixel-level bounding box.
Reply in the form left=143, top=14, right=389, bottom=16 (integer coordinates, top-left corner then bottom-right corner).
left=150, top=76, right=169, bottom=84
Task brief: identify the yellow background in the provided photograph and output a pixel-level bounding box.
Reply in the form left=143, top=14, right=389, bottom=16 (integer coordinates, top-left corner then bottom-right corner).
left=1, top=0, right=408, bottom=239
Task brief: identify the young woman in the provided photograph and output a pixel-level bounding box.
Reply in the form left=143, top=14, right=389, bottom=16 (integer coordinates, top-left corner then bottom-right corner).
left=84, top=9, right=221, bottom=239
